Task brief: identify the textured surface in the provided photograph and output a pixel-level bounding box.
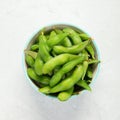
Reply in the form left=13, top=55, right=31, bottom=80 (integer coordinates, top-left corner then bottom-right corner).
left=0, top=0, right=120, bottom=120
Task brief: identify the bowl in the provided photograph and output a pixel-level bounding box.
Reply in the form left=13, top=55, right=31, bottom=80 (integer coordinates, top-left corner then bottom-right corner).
left=23, top=24, right=100, bottom=99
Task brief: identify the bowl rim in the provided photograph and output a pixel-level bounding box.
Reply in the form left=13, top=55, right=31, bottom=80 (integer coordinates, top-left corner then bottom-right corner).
left=22, top=23, right=101, bottom=100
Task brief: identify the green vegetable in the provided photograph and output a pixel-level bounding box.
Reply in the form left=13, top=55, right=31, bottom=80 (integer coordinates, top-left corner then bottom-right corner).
left=53, top=40, right=90, bottom=54
left=55, top=29, right=72, bottom=47
left=39, top=35, right=52, bottom=62
left=49, top=31, right=57, bottom=39
left=42, top=53, right=79, bottom=74
left=87, top=68, right=93, bottom=78
left=82, top=61, right=88, bottom=80
left=25, top=54, right=34, bottom=67
left=63, top=37, right=72, bottom=47
left=88, top=59, right=100, bottom=64
left=81, top=49, right=89, bottom=60
left=34, top=55, right=44, bottom=75
left=79, top=33, right=91, bottom=40
left=25, top=27, right=100, bottom=101
left=86, top=44, right=95, bottom=59
left=47, top=33, right=68, bottom=47
left=24, top=50, right=37, bottom=59
left=50, top=54, right=86, bottom=87
left=31, top=44, right=39, bottom=51
left=27, top=68, right=50, bottom=85
left=63, top=28, right=82, bottom=44
left=54, top=29, right=62, bottom=34
left=76, top=80, right=91, bottom=91
left=58, top=87, right=74, bottom=101
left=39, top=86, right=51, bottom=94
left=50, top=65, right=84, bottom=93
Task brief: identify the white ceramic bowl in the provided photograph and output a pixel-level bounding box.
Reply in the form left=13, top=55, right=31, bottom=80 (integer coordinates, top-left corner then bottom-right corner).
left=23, top=24, right=100, bottom=98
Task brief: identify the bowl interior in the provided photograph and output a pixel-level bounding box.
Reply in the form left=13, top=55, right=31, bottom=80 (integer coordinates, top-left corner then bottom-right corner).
left=24, top=24, right=100, bottom=92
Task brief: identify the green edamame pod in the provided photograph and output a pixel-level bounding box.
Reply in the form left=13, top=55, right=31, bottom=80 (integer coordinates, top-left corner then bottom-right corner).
left=82, top=61, right=88, bottom=80
left=39, top=35, right=52, bottom=62
left=49, top=31, right=56, bottom=38
left=53, top=40, right=90, bottom=54
left=31, top=44, right=39, bottom=51
left=38, top=34, right=50, bottom=51
left=27, top=68, right=50, bottom=85
left=42, top=54, right=79, bottom=74
left=63, top=28, right=82, bottom=44
left=55, top=29, right=72, bottom=47
left=88, top=59, right=100, bottom=64
left=39, top=86, right=51, bottom=94
left=47, top=33, right=68, bottom=47
left=58, top=87, right=74, bottom=101
left=55, top=29, right=63, bottom=34
left=86, top=44, right=95, bottom=59
left=38, top=76, right=50, bottom=85
left=76, top=80, right=91, bottom=91
left=25, top=54, right=35, bottom=67
left=50, top=54, right=86, bottom=87
left=79, top=33, right=91, bottom=40
left=27, top=68, right=40, bottom=81
left=81, top=49, right=89, bottom=60
left=24, top=50, right=37, bottom=59
left=50, top=65, right=83, bottom=93
left=63, top=37, right=72, bottom=47
left=86, top=68, right=93, bottom=78
left=34, top=55, right=44, bottom=76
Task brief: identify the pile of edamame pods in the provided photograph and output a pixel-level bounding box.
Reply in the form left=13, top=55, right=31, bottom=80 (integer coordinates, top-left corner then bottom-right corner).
left=25, top=27, right=100, bottom=101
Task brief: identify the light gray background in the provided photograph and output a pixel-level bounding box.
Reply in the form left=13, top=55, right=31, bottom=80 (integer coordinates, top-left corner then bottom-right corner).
left=0, top=0, right=120, bottom=120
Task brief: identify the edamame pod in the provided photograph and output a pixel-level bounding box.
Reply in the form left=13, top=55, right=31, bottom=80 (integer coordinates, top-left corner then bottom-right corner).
left=42, top=54, right=79, bottom=74
left=63, top=28, right=82, bottom=44
left=55, top=29, right=63, bottom=34
left=24, top=50, right=37, bottom=59
left=50, top=54, right=86, bottom=87
left=86, top=68, right=93, bottom=78
left=88, top=59, right=100, bottom=64
left=27, top=68, right=50, bottom=85
left=38, top=76, right=50, bottom=85
left=82, top=61, right=88, bottom=80
left=63, top=37, right=72, bottom=47
left=50, top=65, right=83, bottom=93
left=27, top=68, right=40, bottom=81
left=86, top=44, right=95, bottom=59
left=79, top=33, right=91, bottom=40
left=31, top=44, right=39, bottom=51
left=81, top=49, right=89, bottom=60
left=58, top=87, right=74, bottom=101
left=39, top=86, right=51, bottom=94
left=76, top=80, right=91, bottom=91
left=39, top=35, right=52, bottom=62
left=25, top=54, right=35, bottom=67
left=34, top=55, right=44, bottom=75
left=47, top=33, right=68, bottom=47
left=49, top=31, right=56, bottom=38
left=55, top=29, right=72, bottom=47
left=53, top=40, right=90, bottom=54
